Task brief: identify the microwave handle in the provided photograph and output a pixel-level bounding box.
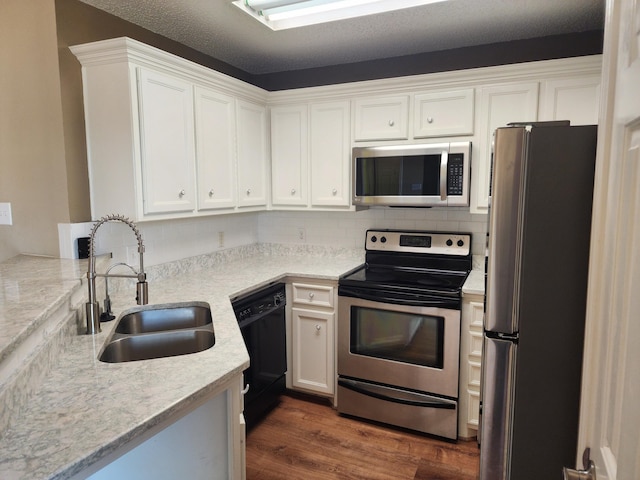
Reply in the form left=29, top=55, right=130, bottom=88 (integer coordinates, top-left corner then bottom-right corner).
left=440, top=151, right=448, bottom=201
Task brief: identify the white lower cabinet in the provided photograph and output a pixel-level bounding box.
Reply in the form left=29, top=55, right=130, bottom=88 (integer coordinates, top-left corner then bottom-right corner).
left=76, top=375, right=245, bottom=480
left=287, top=281, right=336, bottom=397
left=459, top=294, right=484, bottom=438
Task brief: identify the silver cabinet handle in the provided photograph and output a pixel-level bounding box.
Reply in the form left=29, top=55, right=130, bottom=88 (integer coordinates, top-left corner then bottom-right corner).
left=178, top=189, right=186, bottom=198
left=332, top=188, right=337, bottom=195
left=208, top=189, right=214, bottom=197
left=241, top=384, right=250, bottom=395
left=388, top=120, right=395, bottom=126
left=427, top=117, right=434, bottom=124
left=315, top=324, right=321, bottom=331
left=308, top=292, right=314, bottom=299
left=246, top=188, right=251, bottom=196
left=291, top=188, right=296, bottom=195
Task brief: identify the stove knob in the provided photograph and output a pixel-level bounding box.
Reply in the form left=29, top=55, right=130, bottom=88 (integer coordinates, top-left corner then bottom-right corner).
left=457, top=239, right=465, bottom=247
left=446, top=239, right=453, bottom=246
left=371, top=236, right=378, bottom=243
left=380, top=236, right=387, bottom=243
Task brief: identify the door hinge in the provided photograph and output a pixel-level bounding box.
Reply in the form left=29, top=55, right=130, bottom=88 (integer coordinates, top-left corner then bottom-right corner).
left=563, top=447, right=596, bottom=480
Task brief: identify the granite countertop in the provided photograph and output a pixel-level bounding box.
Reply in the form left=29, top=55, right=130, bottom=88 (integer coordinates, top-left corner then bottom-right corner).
left=0, top=245, right=483, bottom=479
left=0, top=245, right=364, bottom=480
left=462, top=269, right=485, bottom=296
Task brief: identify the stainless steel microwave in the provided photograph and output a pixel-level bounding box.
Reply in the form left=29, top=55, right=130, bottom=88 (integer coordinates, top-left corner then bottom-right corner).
left=352, top=142, right=471, bottom=207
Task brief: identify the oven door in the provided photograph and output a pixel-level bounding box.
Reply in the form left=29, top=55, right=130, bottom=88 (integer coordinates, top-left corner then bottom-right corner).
left=337, top=295, right=460, bottom=399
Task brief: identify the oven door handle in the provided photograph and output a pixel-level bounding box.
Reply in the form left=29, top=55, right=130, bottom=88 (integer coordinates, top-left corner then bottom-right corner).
left=339, top=287, right=453, bottom=308
left=338, top=378, right=456, bottom=410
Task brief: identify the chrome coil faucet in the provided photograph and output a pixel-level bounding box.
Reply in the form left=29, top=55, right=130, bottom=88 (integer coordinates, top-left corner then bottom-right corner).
left=85, top=214, right=148, bottom=334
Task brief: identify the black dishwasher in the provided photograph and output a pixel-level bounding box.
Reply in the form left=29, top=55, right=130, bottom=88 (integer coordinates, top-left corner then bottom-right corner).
left=232, top=283, right=287, bottom=430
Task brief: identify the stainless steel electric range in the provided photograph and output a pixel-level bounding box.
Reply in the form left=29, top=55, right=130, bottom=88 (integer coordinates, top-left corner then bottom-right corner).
left=337, top=229, right=472, bottom=440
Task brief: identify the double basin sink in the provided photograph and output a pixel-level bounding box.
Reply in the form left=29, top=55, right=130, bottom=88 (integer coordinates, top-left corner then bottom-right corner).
left=99, top=302, right=215, bottom=363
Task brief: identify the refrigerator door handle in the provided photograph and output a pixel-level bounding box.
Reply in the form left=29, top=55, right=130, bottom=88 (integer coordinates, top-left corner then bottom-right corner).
left=479, top=336, right=517, bottom=480
left=440, top=151, right=448, bottom=201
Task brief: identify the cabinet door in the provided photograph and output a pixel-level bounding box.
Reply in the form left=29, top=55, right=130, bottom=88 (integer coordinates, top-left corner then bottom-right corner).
left=271, top=105, right=308, bottom=206
left=291, top=307, right=334, bottom=395
left=194, top=86, right=236, bottom=210
left=413, top=88, right=475, bottom=138
left=472, top=82, right=539, bottom=213
left=236, top=100, right=268, bottom=207
left=353, top=96, right=408, bottom=141
left=310, top=101, right=351, bottom=207
left=137, top=67, right=196, bottom=214
left=539, top=75, right=600, bottom=126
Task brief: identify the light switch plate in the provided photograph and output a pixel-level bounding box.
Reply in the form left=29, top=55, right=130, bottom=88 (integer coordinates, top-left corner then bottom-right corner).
left=0, top=203, right=12, bottom=225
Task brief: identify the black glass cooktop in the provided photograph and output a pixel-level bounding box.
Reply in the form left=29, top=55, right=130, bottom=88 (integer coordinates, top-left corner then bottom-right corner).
left=340, top=264, right=469, bottom=294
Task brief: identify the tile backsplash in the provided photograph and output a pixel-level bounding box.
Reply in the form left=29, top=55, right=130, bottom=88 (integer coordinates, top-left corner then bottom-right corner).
left=59, top=208, right=487, bottom=268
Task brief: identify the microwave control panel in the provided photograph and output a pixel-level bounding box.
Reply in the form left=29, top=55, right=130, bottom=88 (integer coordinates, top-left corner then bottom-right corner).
left=447, top=154, right=464, bottom=196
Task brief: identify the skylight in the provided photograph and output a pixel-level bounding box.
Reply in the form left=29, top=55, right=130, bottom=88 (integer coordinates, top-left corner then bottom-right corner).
left=233, top=0, right=449, bottom=31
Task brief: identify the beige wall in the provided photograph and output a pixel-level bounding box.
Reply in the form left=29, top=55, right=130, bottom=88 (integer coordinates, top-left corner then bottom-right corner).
left=0, top=0, right=246, bottom=262
left=0, top=0, right=70, bottom=262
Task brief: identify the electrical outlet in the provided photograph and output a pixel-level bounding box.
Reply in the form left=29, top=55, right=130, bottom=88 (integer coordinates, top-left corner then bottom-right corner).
left=218, top=231, right=225, bottom=248
left=297, top=227, right=306, bottom=242
left=0, top=203, right=13, bottom=226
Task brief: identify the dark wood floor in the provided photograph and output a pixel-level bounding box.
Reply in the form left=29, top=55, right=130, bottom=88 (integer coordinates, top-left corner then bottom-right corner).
left=245, top=393, right=480, bottom=480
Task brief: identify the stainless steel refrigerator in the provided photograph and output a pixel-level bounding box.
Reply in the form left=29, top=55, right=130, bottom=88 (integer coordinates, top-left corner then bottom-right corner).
left=480, top=122, right=597, bottom=480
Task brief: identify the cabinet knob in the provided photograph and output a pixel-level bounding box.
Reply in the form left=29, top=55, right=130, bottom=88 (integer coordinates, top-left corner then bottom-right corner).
left=332, top=188, right=337, bottom=195
left=388, top=120, right=395, bottom=127
left=315, top=324, right=321, bottom=331
left=427, top=117, right=434, bottom=124
left=246, top=189, right=251, bottom=196
left=178, top=189, right=186, bottom=198
left=208, top=189, right=214, bottom=197
left=291, top=188, right=296, bottom=195
left=308, top=292, right=314, bottom=299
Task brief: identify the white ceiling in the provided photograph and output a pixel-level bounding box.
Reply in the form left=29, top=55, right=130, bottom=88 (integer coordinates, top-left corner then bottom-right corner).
left=79, top=0, right=605, bottom=75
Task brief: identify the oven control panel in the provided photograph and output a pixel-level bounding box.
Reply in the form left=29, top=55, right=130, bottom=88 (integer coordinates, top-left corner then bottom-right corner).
left=365, top=230, right=471, bottom=256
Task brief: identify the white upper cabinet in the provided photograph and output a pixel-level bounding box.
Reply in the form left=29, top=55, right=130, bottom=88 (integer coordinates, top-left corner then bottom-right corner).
left=236, top=100, right=269, bottom=208
left=269, top=100, right=351, bottom=210
left=539, top=75, right=601, bottom=125
left=353, top=96, right=409, bottom=141
left=413, top=88, right=475, bottom=138
left=194, top=86, right=237, bottom=210
left=310, top=101, right=351, bottom=207
left=72, top=37, right=268, bottom=222
left=472, top=82, right=540, bottom=213
left=271, top=105, right=308, bottom=206
left=137, top=68, right=196, bottom=215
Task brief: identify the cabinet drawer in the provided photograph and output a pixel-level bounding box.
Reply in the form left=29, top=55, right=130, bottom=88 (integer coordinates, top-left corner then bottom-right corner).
left=413, top=88, right=474, bottom=138
left=467, top=389, right=480, bottom=427
left=291, top=283, right=334, bottom=308
left=353, top=96, right=409, bottom=141
left=468, top=359, right=482, bottom=388
left=469, top=330, right=483, bottom=358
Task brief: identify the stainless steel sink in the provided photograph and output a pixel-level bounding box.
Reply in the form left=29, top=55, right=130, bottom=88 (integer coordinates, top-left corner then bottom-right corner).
left=99, top=302, right=215, bottom=363
left=115, top=302, right=213, bottom=334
